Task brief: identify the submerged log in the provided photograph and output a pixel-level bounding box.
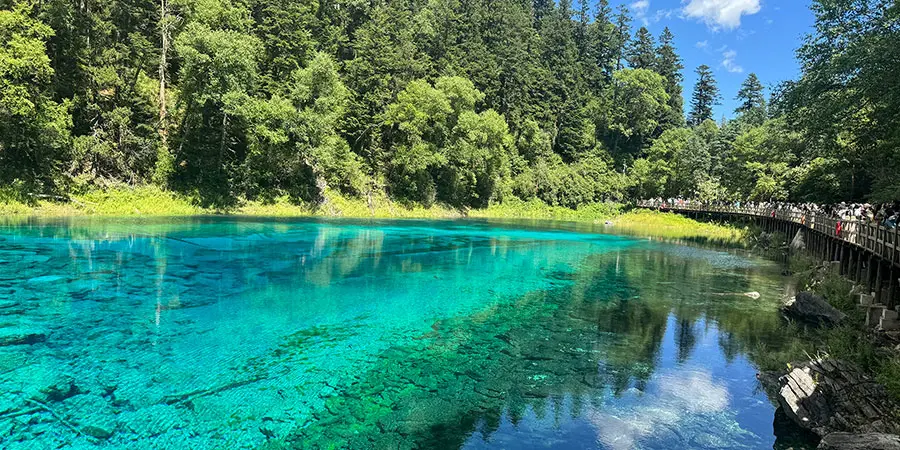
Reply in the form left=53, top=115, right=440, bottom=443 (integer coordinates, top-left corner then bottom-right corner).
left=160, top=375, right=263, bottom=405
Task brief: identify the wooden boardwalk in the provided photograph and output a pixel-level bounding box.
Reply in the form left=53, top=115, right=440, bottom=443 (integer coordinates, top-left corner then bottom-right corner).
left=639, top=201, right=900, bottom=307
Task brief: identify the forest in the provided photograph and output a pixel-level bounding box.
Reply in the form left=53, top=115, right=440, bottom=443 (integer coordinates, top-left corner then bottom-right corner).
left=0, top=0, right=897, bottom=209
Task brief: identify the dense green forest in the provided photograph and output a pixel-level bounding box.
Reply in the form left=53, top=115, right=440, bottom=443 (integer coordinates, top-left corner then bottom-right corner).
left=0, top=0, right=897, bottom=209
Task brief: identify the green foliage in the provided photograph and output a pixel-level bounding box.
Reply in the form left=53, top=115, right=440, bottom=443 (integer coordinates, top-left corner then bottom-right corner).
left=599, top=68, right=669, bottom=162
left=385, top=76, right=512, bottom=207
left=655, top=27, right=684, bottom=131
left=688, top=64, right=720, bottom=126
left=241, top=52, right=365, bottom=202
left=735, top=73, right=766, bottom=124
left=172, top=16, right=263, bottom=204
left=0, top=3, right=70, bottom=189
left=724, top=120, right=802, bottom=201
left=512, top=154, right=625, bottom=209
left=1, top=0, right=896, bottom=211
left=627, top=27, right=655, bottom=70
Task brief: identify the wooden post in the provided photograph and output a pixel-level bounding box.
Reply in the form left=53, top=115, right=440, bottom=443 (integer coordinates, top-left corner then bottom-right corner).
left=887, top=267, right=896, bottom=309
left=856, top=249, right=864, bottom=283
left=836, top=242, right=843, bottom=274
left=875, top=261, right=884, bottom=304
left=867, top=254, right=876, bottom=293
left=891, top=223, right=900, bottom=270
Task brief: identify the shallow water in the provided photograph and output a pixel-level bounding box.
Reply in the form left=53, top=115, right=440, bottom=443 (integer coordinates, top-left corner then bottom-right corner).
left=0, top=217, right=809, bottom=449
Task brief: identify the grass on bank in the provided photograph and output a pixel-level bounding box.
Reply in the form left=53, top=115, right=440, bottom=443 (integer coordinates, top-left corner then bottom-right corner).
left=0, top=185, right=746, bottom=243
left=749, top=256, right=900, bottom=401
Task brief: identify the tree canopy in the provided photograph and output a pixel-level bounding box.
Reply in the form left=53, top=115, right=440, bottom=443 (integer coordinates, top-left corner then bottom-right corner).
left=0, top=0, right=896, bottom=207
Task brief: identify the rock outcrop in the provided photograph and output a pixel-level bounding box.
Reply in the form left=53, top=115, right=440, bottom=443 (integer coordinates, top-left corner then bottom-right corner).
left=818, top=432, right=900, bottom=450
left=782, top=292, right=847, bottom=326
left=773, top=359, right=900, bottom=436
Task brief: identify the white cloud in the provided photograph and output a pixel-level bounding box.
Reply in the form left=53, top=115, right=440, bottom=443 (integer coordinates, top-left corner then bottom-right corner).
left=721, top=49, right=743, bottom=73
left=682, top=0, right=761, bottom=30
left=696, top=40, right=709, bottom=49
left=631, top=0, right=651, bottom=25
left=653, top=9, right=676, bottom=23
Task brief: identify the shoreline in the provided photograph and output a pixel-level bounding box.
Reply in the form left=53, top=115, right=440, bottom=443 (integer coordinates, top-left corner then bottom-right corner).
left=1, top=186, right=748, bottom=245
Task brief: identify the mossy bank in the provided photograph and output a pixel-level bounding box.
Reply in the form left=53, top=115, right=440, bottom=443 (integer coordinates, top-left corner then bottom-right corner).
left=0, top=186, right=747, bottom=245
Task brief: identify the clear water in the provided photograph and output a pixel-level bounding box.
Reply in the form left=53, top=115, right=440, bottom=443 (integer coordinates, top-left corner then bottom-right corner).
left=0, top=217, right=809, bottom=449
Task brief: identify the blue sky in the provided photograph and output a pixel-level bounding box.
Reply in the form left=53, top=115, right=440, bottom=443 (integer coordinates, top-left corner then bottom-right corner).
left=608, top=0, right=815, bottom=119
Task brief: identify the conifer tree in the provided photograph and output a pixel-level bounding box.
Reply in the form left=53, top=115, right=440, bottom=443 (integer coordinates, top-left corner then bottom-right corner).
left=628, top=27, right=655, bottom=70
left=612, top=5, right=632, bottom=71
left=735, top=73, right=766, bottom=118
left=689, top=65, right=720, bottom=126
left=655, top=27, right=684, bottom=129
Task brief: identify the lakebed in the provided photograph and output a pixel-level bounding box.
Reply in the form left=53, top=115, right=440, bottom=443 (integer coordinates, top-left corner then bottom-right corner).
left=1, top=216, right=809, bottom=449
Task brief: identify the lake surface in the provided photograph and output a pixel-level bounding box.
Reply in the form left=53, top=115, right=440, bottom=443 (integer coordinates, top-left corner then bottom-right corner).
left=0, top=217, right=809, bottom=449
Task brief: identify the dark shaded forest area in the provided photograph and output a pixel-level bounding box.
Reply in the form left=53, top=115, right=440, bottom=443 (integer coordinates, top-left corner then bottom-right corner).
left=0, top=0, right=897, bottom=208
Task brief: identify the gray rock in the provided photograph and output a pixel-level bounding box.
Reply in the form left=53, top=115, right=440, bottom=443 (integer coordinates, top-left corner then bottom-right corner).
left=775, top=359, right=900, bottom=437
left=818, top=432, right=900, bottom=450
left=782, top=291, right=847, bottom=326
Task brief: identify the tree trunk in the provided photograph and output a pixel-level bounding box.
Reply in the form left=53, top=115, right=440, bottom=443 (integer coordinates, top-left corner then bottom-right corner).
left=158, top=0, right=169, bottom=149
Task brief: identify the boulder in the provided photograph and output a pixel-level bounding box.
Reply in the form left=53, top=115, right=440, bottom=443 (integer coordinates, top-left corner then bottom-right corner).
left=774, top=359, right=900, bottom=437
left=818, top=432, right=900, bottom=450
left=782, top=292, right=846, bottom=326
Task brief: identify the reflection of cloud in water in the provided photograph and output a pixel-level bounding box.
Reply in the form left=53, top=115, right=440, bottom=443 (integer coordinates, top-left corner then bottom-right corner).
left=589, top=369, right=737, bottom=450
left=659, top=370, right=730, bottom=412
left=656, top=244, right=757, bottom=269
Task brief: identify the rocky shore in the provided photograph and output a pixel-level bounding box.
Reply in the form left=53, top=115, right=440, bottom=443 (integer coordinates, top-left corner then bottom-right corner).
left=759, top=357, right=900, bottom=449
left=756, top=289, right=900, bottom=449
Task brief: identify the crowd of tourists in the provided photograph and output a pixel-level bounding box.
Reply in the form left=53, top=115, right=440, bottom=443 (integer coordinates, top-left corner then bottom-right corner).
left=645, top=198, right=899, bottom=230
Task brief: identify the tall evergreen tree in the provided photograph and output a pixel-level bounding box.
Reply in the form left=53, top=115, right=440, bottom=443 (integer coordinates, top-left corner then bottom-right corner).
left=540, top=0, right=585, bottom=159
left=655, top=27, right=684, bottom=129
left=587, top=0, right=615, bottom=85
left=628, top=26, right=655, bottom=70
left=575, top=0, right=590, bottom=57
left=688, top=65, right=720, bottom=126
left=612, top=5, right=631, bottom=71
left=735, top=73, right=766, bottom=120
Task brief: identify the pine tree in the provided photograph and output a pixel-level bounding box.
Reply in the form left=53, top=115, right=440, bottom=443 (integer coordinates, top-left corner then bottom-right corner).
left=655, top=27, right=684, bottom=129
left=688, top=65, right=720, bottom=126
left=612, top=5, right=631, bottom=71
left=540, top=0, right=584, bottom=159
left=735, top=73, right=766, bottom=116
left=587, top=0, right=615, bottom=85
left=576, top=0, right=590, bottom=57
left=628, top=27, right=655, bottom=70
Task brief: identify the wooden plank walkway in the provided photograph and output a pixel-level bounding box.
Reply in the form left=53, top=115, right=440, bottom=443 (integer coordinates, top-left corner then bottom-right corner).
left=638, top=201, right=900, bottom=270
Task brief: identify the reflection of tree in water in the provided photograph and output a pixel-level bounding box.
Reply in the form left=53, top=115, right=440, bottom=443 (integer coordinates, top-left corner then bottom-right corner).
left=275, top=247, right=801, bottom=449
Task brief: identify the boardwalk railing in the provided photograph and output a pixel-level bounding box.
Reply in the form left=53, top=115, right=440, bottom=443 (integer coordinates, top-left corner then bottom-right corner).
left=638, top=200, right=900, bottom=269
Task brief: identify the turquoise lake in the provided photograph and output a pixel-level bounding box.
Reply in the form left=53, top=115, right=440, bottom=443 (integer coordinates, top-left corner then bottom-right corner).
left=0, top=217, right=809, bottom=449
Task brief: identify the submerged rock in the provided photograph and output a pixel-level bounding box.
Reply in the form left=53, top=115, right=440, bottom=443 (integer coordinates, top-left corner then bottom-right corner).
left=81, top=425, right=115, bottom=440
left=0, top=332, right=46, bottom=347
left=782, top=292, right=846, bottom=326
left=818, top=432, right=900, bottom=450
left=40, top=377, right=82, bottom=402
left=773, top=359, right=900, bottom=437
